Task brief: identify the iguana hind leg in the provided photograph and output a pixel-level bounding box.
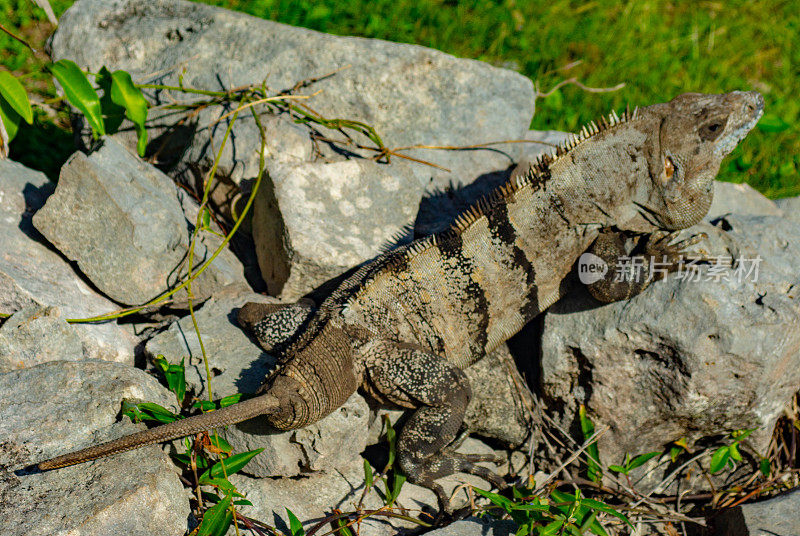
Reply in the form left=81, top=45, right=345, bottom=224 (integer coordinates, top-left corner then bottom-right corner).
left=363, top=341, right=505, bottom=514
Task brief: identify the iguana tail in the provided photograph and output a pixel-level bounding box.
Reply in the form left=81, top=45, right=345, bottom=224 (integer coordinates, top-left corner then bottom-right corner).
left=34, top=393, right=281, bottom=471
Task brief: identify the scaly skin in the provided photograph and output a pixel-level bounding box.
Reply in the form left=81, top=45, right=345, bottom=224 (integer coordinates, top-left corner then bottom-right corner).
left=29, top=92, right=764, bottom=515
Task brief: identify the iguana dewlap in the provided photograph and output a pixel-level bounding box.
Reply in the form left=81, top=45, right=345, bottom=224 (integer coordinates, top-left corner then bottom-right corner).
left=31, top=91, right=764, bottom=513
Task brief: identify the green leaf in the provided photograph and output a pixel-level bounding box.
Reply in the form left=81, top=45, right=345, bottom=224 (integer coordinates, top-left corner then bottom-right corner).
left=710, top=446, right=730, bottom=474
left=731, top=428, right=756, bottom=442
left=608, top=465, right=627, bottom=475
left=579, top=404, right=602, bottom=483
left=155, top=355, right=186, bottom=404
left=757, top=113, right=790, bottom=133
left=286, top=508, right=305, bottom=536
left=334, top=517, right=354, bottom=536
left=109, top=69, right=148, bottom=156
left=759, top=458, right=771, bottom=477
left=196, top=495, right=233, bottom=536
left=194, top=400, right=217, bottom=411
left=473, top=487, right=516, bottom=512
left=219, top=393, right=243, bottom=407
left=209, top=435, right=233, bottom=454
left=121, top=400, right=179, bottom=423
left=96, top=67, right=125, bottom=134
left=729, top=442, right=742, bottom=462
left=576, top=498, right=633, bottom=529
left=50, top=59, right=105, bottom=138
left=383, top=414, right=397, bottom=470
left=207, top=449, right=264, bottom=480
left=0, top=71, right=33, bottom=124
left=0, top=93, right=22, bottom=144
left=627, top=451, right=660, bottom=471
left=363, top=459, right=373, bottom=488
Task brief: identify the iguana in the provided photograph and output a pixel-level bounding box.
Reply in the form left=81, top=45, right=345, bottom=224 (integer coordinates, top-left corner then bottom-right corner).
left=29, top=91, right=764, bottom=514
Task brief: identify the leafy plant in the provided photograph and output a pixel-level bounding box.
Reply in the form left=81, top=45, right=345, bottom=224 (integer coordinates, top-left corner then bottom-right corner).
left=48, top=59, right=149, bottom=154
left=378, top=414, right=406, bottom=507
left=0, top=70, right=34, bottom=154
left=578, top=404, right=602, bottom=483
left=154, top=354, right=186, bottom=405
left=474, top=485, right=632, bottom=536
left=709, top=428, right=755, bottom=474
left=608, top=451, right=661, bottom=476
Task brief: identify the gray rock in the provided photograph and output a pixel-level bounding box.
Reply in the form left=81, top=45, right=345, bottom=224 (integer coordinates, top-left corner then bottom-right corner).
left=229, top=437, right=505, bottom=535
left=774, top=195, right=800, bottom=223
left=51, top=0, right=534, bottom=192
left=253, top=159, right=423, bottom=299
left=425, top=517, right=517, bottom=536
left=712, top=487, right=800, bottom=536
left=145, top=284, right=370, bottom=476
left=0, top=159, right=137, bottom=363
left=226, top=391, right=370, bottom=477
left=540, top=214, right=800, bottom=474
left=707, top=181, right=782, bottom=220
left=32, top=137, right=245, bottom=306
left=464, top=345, right=531, bottom=447
left=0, top=306, right=84, bottom=371
left=144, top=283, right=277, bottom=399
left=0, top=360, right=188, bottom=536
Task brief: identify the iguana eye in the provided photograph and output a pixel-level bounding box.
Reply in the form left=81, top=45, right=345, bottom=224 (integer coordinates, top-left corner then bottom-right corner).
left=662, top=156, right=675, bottom=183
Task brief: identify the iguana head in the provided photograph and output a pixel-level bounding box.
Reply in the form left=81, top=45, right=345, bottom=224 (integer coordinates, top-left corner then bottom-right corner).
left=633, top=91, right=764, bottom=230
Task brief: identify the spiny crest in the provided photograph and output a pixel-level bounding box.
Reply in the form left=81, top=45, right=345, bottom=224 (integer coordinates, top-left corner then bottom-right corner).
left=366, top=105, right=639, bottom=278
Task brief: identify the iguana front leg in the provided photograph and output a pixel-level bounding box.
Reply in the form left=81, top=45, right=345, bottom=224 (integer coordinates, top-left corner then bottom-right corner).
left=587, top=229, right=706, bottom=302
left=361, top=340, right=505, bottom=516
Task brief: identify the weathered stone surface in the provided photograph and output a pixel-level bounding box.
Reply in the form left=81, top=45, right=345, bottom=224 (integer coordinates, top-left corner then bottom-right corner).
left=774, top=194, right=800, bottom=223
left=225, top=391, right=370, bottom=477
left=144, top=283, right=277, bottom=399
left=712, top=487, right=800, bottom=536
left=0, top=306, right=83, bottom=371
left=707, top=181, right=782, bottom=220
left=229, top=437, right=505, bottom=535
left=146, top=284, right=370, bottom=476
left=0, top=361, right=188, bottom=536
left=425, top=517, right=517, bottom=536
left=0, top=159, right=137, bottom=363
left=51, top=0, right=534, bottom=191
left=32, top=138, right=245, bottom=306
left=253, top=159, right=423, bottom=299
left=540, top=214, right=800, bottom=472
left=464, top=346, right=531, bottom=447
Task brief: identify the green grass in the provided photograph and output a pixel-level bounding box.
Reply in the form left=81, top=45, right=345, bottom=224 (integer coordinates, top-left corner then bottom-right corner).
left=2, top=0, right=798, bottom=196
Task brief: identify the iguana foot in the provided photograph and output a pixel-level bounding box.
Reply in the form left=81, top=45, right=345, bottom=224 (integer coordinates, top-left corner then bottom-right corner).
left=645, top=230, right=709, bottom=265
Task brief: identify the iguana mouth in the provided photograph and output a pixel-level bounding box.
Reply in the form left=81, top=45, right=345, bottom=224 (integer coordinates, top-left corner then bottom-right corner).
left=714, top=91, right=764, bottom=157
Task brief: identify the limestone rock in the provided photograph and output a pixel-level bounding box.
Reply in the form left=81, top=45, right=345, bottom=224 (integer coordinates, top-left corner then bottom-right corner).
left=253, top=159, right=423, bottom=299
left=0, top=361, right=188, bottom=536
left=32, top=138, right=245, bottom=306
left=0, top=159, right=137, bottom=363
left=540, top=215, right=800, bottom=475
left=0, top=306, right=84, bottom=371
left=464, top=345, right=531, bottom=447
left=51, top=0, right=534, bottom=191
left=774, top=194, right=800, bottom=223
left=707, top=181, right=782, bottom=220
left=712, top=487, right=800, bottom=536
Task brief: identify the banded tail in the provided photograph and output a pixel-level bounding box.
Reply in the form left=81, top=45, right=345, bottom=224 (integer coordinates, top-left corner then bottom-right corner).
left=32, top=393, right=280, bottom=471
